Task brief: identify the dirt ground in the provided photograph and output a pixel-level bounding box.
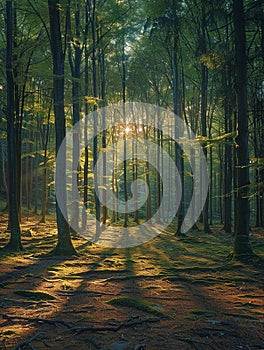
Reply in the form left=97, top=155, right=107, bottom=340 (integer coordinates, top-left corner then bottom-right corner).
left=0, top=214, right=263, bottom=350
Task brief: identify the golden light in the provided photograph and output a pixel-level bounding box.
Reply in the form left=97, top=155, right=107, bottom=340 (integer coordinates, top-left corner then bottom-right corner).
left=125, top=126, right=130, bottom=134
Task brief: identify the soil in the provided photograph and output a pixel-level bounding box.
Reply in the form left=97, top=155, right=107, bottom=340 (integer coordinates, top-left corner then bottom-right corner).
left=0, top=214, right=263, bottom=350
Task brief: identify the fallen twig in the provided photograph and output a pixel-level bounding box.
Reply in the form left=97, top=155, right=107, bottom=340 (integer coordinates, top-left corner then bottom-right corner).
left=173, top=335, right=217, bottom=350
left=11, top=332, right=46, bottom=350
left=3, top=314, right=72, bottom=329
left=71, top=317, right=161, bottom=335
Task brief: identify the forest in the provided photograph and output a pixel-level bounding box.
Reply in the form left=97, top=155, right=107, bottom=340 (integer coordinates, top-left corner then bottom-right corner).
left=0, top=0, right=263, bottom=349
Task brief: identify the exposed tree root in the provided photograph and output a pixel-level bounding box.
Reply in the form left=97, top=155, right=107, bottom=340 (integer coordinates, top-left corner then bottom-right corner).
left=46, top=246, right=79, bottom=257
left=3, top=315, right=72, bottom=329
left=11, top=332, right=46, bottom=350
left=3, top=314, right=161, bottom=337
left=70, top=317, right=161, bottom=335
left=229, top=251, right=263, bottom=265
left=173, top=335, right=217, bottom=350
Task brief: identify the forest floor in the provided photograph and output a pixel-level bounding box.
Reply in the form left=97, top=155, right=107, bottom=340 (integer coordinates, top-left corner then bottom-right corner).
left=0, top=214, right=263, bottom=350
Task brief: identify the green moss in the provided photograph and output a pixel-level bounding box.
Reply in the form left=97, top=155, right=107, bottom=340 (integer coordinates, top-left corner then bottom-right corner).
left=106, top=297, right=165, bottom=316
left=190, top=309, right=217, bottom=316
left=14, top=290, right=56, bottom=300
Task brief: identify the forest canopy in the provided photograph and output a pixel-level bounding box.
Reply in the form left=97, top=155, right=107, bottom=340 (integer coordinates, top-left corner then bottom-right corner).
left=0, top=0, right=263, bottom=259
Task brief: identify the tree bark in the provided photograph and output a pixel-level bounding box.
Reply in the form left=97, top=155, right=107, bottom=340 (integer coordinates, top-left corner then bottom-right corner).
left=4, top=0, right=22, bottom=251
left=67, top=0, right=82, bottom=232
left=223, top=67, right=233, bottom=233
left=233, top=0, right=253, bottom=259
left=91, top=0, right=101, bottom=237
left=200, top=2, right=210, bottom=233
left=121, top=42, right=129, bottom=227
left=48, top=0, right=77, bottom=255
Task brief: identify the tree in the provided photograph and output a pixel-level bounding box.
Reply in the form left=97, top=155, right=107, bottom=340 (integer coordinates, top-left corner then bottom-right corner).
left=90, top=0, right=101, bottom=237
left=67, top=0, right=83, bottom=232
left=4, top=0, right=22, bottom=251
left=39, top=102, right=52, bottom=223
left=200, top=0, right=211, bottom=233
left=48, top=0, right=77, bottom=255
left=232, top=0, right=253, bottom=260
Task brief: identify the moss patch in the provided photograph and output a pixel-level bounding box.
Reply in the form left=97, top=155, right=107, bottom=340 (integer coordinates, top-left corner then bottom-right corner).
left=190, top=309, right=217, bottom=316
left=107, top=297, right=165, bottom=316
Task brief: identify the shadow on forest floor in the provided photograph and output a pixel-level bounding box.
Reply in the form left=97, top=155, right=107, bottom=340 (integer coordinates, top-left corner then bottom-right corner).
left=0, top=214, right=263, bottom=350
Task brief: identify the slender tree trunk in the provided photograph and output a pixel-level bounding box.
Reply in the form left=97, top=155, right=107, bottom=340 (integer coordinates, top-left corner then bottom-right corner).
left=82, top=0, right=90, bottom=230
left=26, top=132, right=33, bottom=212
left=233, top=110, right=238, bottom=234
left=144, top=126, right=151, bottom=221
left=91, top=0, right=100, bottom=236
left=223, top=67, right=233, bottom=233
left=209, top=121, right=213, bottom=226
left=111, top=130, right=119, bottom=223
left=251, top=40, right=264, bottom=228
left=100, top=48, right=108, bottom=225
left=155, top=106, right=161, bottom=224
left=219, top=145, right=223, bottom=224
left=233, top=0, right=253, bottom=259
left=132, top=131, right=139, bottom=224
left=40, top=145, right=48, bottom=223
left=122, top=42, right=128, bottom=227
left=13, top=1, right=22, bottom=221
left=33, top=138, right=39, bottom=215
left=200, top=2, right=210, bottom=233
left=39, top=105, right=51, bottom=223
left=1, top=142, right=9, bottom=211
left=67, top=0, right=82, bottom=232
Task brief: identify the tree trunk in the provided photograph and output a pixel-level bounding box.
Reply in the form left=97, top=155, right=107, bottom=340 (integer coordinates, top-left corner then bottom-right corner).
left=122, top=42, right=128, bottom=227
left=67, top=0, right=82, bottom=232
left=91, top=0, right=100, bottom=237
left=100, top=47, right=108, bottom=225
left=82, top=0, right=90, bottom=230
left=144, top=126, right=151, bottom=222
left=4, top=0, right=22, bottom=251
left=48, top=0, right=77, bottom=255
left=232, top=0, right=253, bottom=259
left=33, top=131, right=39, bottom=215
left=172, top=35, right=184, bottom=236
left=200, top=2, right=210, bottom=233
left=223, top=66, right=233, bottom=233
left=1, top=141, right=9, bottom=211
